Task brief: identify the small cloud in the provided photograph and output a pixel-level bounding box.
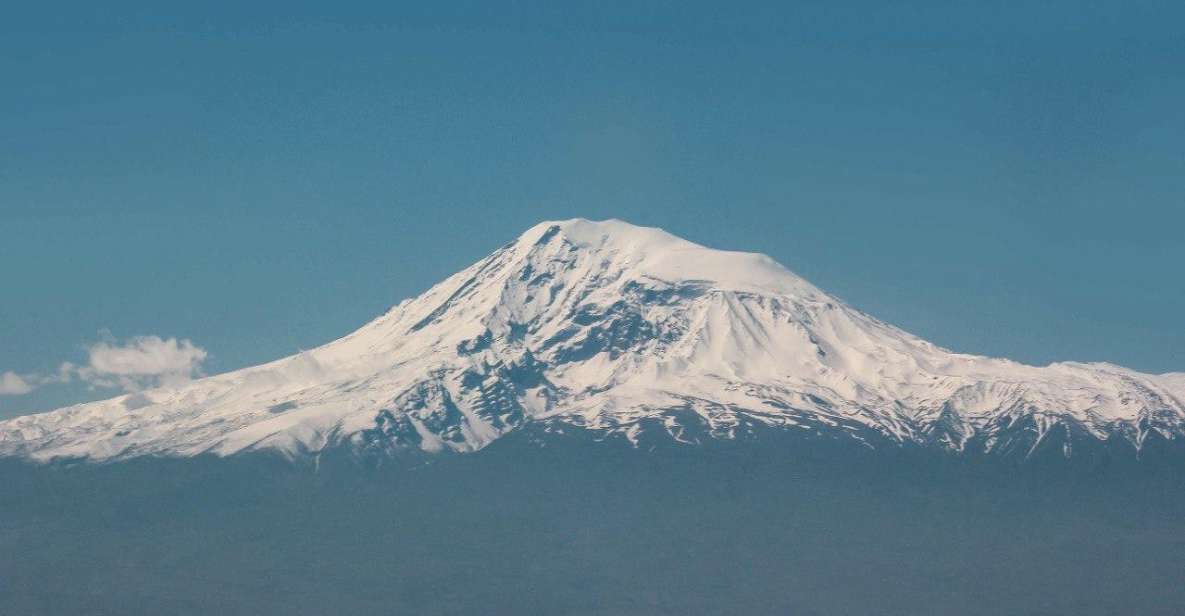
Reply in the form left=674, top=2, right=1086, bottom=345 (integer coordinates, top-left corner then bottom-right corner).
left=76, top=335, right=209, bottom=392
left=54, top=362, right=76, bottom=383
left=0, top=371, right=34, bottom=396
left=0, top=334, right=209, bottom=399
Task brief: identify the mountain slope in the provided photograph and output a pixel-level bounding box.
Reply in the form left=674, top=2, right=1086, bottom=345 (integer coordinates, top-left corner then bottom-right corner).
left=2, top=218, right=1183, bottom=463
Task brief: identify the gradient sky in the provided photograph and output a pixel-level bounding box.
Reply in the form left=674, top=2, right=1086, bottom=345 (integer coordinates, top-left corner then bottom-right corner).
left=2, top=2, right=1183, bottom=417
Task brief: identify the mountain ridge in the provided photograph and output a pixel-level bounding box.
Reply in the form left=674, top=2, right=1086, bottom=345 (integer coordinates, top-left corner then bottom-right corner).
left=2, top=218, right=1183, bottom=463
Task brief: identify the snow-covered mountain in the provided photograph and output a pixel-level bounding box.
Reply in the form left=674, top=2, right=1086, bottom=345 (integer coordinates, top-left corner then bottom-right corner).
left=3, top=219, right=1183, bottom=463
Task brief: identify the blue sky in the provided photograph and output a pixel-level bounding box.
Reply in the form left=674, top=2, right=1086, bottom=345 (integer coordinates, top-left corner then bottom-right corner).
left=2, top=2, right=1183, bottom=417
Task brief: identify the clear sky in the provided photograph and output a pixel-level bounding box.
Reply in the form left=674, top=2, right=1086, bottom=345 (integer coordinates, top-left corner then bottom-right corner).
left=2, top=2, right=1183, bottom=418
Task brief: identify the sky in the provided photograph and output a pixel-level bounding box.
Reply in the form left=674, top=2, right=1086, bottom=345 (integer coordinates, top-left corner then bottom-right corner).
left=1, top=2, right=1183, bottom=418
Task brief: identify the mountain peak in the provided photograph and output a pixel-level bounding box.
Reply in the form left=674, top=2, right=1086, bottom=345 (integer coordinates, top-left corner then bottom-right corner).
left=514, top=218, right=821, bottom=297
left=521, top=218, right=688, bottom=249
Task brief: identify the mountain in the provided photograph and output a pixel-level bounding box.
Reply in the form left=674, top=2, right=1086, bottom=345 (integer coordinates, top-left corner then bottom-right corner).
left=2, top=218, right=1183, bottom=463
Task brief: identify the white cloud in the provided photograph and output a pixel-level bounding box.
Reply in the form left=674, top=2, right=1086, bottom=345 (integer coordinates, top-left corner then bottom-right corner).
left=0, top=335, right=209, bottom=397
left=76, top=336, right=208, bottom=392
left=0, top=371, right=34, bottom=396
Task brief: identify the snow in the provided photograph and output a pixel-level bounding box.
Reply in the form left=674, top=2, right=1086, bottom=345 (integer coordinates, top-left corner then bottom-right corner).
left=1, top=218, right=1182, bottom=463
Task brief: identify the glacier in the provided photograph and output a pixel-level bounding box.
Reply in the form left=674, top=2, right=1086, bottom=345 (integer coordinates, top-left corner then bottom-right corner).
left=2, top=218, right=1183, bottom=463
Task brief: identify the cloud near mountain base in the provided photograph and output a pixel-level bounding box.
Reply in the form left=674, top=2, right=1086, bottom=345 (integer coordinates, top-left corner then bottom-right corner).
left=0, top=335, right=209, bottom=396
left=0, top=372, right=35, bottom=396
